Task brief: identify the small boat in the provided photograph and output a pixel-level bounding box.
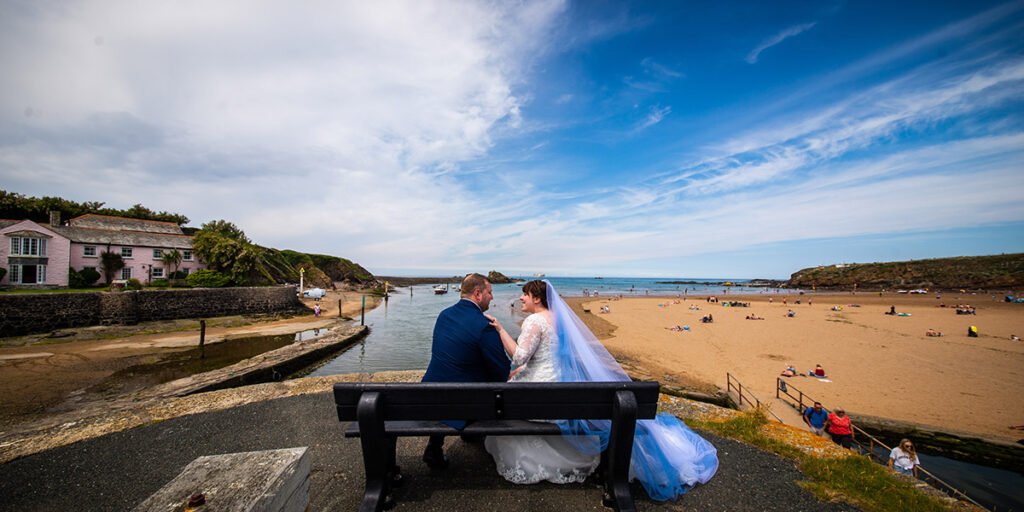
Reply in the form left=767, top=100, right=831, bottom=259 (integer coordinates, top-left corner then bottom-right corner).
left=533, top=273, right=545, bottom=278
left=433, top=284, right=448, bottom=295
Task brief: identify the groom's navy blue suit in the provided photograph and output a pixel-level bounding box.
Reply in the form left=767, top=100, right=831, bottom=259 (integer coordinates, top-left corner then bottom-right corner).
left=423, top=298, right=510, bottom=384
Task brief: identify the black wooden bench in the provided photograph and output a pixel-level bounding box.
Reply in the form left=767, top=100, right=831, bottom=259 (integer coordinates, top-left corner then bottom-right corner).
left=333, top=381, right=660, bottom=512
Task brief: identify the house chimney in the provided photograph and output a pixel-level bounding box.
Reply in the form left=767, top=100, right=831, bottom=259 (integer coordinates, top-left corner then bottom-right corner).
left=49, top=210, right=61, bottom=226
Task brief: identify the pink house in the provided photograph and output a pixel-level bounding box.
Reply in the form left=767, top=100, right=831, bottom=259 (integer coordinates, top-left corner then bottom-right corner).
left=1, top=212, right=204, bottom=287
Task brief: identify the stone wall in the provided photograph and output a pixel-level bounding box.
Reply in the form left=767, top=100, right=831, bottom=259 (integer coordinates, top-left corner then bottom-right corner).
left=0, top=286, right=309, bottom=337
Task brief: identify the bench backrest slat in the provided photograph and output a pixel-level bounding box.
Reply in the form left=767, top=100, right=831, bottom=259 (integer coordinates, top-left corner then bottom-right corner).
left=333, top=381, right=660, bottom=421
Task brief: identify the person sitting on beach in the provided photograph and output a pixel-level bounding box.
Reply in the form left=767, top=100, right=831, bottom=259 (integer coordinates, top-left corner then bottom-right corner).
left=599, top=305, right=610, bottom=314
left=888, top=439, right=920, bottom=478
left=925, top=328, right=943, bottom=337
left=968, top=325, right=979, bottom=337
left=1012, top=334, right=1021, bottom=341
left=803, top=402, right=828, bottom=437
left=814, top=364, right=827, bottom=377
left=780, top=364, right=798, bottom=377
left=786, top=309, right=796, bottom=317
left=886, top=305, right=897, bottom=315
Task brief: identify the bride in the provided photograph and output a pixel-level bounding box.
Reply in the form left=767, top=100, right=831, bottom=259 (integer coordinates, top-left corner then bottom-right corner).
left=485, top=280, right=718, bottom=501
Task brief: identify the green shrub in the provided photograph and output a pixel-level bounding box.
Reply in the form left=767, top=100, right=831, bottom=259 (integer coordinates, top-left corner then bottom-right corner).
left=68, top=267, right=86, bottom=288
left=126, top=278, right=143, bottom=291
left=0, top=267, right=6, bottom=281
left=186, top=269, right=232, bottom=288
left=78, top=267, right=101, bottom=286
left=149, top=279, right=169, bottom=288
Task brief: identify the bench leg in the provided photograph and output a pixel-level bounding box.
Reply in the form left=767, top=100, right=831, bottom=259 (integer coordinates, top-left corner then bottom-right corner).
left=357, top=392, right=396, bottom=512
left=604, top=390, right=638, bottom=512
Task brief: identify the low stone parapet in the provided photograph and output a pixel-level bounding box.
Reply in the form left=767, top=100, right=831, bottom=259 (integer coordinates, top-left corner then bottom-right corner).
left=132, top=447, right=310, bottom=512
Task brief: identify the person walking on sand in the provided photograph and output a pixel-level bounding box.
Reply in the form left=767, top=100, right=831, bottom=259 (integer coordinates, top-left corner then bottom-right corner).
left=420, top=273, right=511, bottom=469
left=825, top=407, right=855, bottom=448
left=313, top=303, right=321, bottom=317
left=888, top=439, right=920, bottom=477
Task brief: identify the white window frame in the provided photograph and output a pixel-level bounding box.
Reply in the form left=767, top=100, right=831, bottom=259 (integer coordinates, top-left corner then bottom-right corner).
left=121, top=247, right=133, bottom=259
left=9, top=236, right=47, bottom=256
left=153, top=249, right=163, bottom=259
left=182, top=250, right=193, bottom=261
left=152, top=267, right=164, bottom=278
left=7, top=264, right=45, bottom=284
left=120, top=267, right=132, bottom=280
left=84, top=246, right=96, bottom=257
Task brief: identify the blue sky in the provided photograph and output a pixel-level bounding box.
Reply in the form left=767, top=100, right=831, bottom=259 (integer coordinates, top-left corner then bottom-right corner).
left=1, top=1, right=1023, bottom=278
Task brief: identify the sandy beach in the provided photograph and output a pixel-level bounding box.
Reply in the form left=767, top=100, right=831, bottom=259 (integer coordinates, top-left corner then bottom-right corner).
left=583, top=292, right=1024, bottom=443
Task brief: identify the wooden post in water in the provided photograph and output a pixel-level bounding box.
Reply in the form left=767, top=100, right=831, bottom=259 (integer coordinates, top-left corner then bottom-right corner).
left=361, top=295, right=366, bottom=326
left=199, top=319, right=206, bottom=359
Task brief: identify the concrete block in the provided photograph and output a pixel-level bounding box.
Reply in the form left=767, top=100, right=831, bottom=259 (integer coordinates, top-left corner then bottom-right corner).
left=132, top=447, right=310, bottom=512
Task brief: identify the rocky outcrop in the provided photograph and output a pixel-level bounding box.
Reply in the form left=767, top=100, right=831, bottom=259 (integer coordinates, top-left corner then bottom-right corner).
left=788, top=253, right=1024, bottom=290
left=487, top=271, right=513, bottom=284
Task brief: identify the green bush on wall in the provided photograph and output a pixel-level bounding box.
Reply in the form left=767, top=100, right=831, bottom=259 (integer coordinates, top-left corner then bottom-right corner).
left=149, top=279, right=169, bottom=288
left=78, top=267, right=101, bottom=286
left=186, top=269, right=232, bottom=288
left=126, top=278, right=143, bottom=291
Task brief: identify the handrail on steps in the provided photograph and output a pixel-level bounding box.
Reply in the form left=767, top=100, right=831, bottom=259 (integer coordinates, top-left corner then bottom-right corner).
left=725, top=372, right=783, bottom=423
left=775, top=378, right=989, bottom=511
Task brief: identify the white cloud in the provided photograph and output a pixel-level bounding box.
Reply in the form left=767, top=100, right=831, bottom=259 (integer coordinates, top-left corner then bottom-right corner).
left=746, top=22, right=817, bottom=64
left=635, top=105, right=671, bottom=131
left=0, top=0, right=568, bottom=270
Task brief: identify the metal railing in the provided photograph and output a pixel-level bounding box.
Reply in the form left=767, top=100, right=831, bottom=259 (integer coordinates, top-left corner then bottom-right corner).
left=775, top=378, right=989, bottom=511
left=725, top=372, right=783, bottom=422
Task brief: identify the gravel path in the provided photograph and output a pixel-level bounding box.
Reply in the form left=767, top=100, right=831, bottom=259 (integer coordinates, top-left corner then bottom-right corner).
left=0, top=392, right=858, bottom=511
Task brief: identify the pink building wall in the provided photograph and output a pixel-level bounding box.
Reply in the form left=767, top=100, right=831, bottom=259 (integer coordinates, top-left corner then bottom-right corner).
left=68, top=244, right=204, bottom=283
left=0, top=220, right=71, bottom=286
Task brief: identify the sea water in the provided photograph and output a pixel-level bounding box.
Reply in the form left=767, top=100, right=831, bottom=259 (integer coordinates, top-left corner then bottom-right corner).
left=310, top=277, right=772, bottom=376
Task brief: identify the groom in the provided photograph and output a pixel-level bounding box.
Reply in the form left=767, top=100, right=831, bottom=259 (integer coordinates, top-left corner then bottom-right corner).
left=421, top=273, right=511, bottom=469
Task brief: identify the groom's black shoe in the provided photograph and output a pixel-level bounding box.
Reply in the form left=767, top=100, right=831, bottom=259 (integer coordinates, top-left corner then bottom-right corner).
left=459, top=433, right=484, bottom=444
left=422, top=437, right=449, bottom=470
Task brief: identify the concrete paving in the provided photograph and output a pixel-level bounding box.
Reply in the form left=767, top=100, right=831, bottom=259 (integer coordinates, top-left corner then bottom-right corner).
left=0, top=391, right=858, bottom=512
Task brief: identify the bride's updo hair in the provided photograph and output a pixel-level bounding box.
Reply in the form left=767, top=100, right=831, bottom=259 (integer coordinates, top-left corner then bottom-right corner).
left=522, top=280, right=548, bottom=308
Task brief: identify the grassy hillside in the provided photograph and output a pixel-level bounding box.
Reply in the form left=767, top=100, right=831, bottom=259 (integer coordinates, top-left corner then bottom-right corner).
left=788, top=253, right=1024, bottom=290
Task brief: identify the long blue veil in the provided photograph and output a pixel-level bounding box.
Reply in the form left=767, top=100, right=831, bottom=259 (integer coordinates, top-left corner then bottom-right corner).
left=545, top=280, right=719, bottom=501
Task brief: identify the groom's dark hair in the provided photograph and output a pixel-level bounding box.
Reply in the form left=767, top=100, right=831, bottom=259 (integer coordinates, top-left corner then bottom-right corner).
left=461, top=273, right=489, bottom=297
left=522, top=280, right=548, bottom=308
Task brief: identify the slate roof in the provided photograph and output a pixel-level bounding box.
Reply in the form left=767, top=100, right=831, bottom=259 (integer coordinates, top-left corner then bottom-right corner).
left=68, top=214, right=184, bottom=235
left=0, top=220, right=20, bottom=229
left=50, top=226, right=195, bottom=250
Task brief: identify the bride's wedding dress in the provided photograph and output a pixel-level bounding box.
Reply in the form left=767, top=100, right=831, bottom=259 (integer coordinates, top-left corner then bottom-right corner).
left=486, top=283, right=718, bottom=501
left=484, top=313, right=601, bottom=484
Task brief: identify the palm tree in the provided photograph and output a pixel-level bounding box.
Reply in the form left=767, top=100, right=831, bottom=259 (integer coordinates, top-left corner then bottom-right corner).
left=100, top=251, right=125, bottom=286
left=162, top=249, right=183, bottom=286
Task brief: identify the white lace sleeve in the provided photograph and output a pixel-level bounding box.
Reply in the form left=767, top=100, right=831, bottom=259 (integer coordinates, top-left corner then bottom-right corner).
left=511, top=315, right=545, bottom=368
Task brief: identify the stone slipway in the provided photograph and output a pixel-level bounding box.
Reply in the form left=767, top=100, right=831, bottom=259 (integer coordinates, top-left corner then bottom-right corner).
left=0, top=324, right=368, bottom=464
left=159, top=323, right=369, bottom=396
